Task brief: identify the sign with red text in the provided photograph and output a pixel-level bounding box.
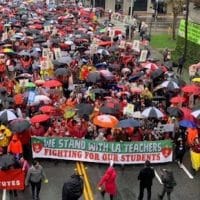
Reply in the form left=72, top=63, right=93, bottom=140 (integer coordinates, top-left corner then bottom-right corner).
left=31, top=137, right=173, bottom=164
left=0, top=169, right=25, bottom=190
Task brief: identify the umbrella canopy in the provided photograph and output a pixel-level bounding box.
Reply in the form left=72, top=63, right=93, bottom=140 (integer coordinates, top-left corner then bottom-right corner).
left=0, top=110, right=17, bottom=123
left=191, top=109, right=200, bottom=119
left=9, top=118, right=31, bottom=133
left=57, top=56, right=72, bottom=65
left=99, top=70, right=114, bottom=80
left=167, top=107, right=183, bottom=117
left=99, top=106, right=117, bottom=115
left=76, top=103, right=93, bottom=117
left=180, top=107, right=193, bottom=121
left=91, top=88, right=107, bottom=95
left=160, top=80, right=179, bottom=90
left=132, top=111, right=144, bottom=119
left=24, top=82, right=36, bottom=88
left=96, top=49, right=110, bottom=55
left=43, top=80, right=62, bottom=88
left=34, top=95, right=51, bottom=104
left=64, top=108, right=76, bottom=119
left=31, top=114, right=50, bottom=123
left=55, top=67, right=70, bottom=77
left=0, top=154, right=16, bottom=170
left=142, top=107, right=164, bottom=119
left=170, top=96, right=186, bottom=104
left=86, top=72, right=101, bottom=83
left=93, top=114, right=119, bottom=128
left=151, top=68, right=164, bottom=79
left=182, top=84, right=200, bottom=94
left=39, top=105, right=55, bottom=113
left=118, top=118, right=140, bottom=128
left=179, top=120, right=196, bottom=128
left=16, top=73, right=33, bottom=79
left=192, top=77, right=200, bottom=83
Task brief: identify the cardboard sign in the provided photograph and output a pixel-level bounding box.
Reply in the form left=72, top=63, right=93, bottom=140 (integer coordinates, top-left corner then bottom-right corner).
left=54, top=48, right=62, bottom=60
left=44, top=25, right=51, bottom=32
left=132, top=40, right=140, bottom=52
left=139, top=50, right=148, bottom=62
left=119, top=40, right=126, bottom=49
left=1, top=32, right=8, bottom=41
left=42, top=48, right=49, bottom=57
left=123, top=103, right=134, bottom=116
left=0, top=169, right=25, bottom=190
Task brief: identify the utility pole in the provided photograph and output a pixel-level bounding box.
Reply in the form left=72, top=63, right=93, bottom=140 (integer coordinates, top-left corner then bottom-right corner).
left=183, top=0, right=189, bottom=58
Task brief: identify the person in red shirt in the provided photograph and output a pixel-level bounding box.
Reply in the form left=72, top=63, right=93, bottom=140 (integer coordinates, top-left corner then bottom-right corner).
left=30, top=123, right=45, bottom=137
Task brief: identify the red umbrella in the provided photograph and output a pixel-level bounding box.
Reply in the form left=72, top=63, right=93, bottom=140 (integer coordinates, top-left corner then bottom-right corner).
left=39, top=105, right=55, bottom=114
left=180, top=107, right=194, bottom=121
left=182, top=84, right=200, bottom=94
left=170, top=96, right=186, bottom=104
left=31, top=114, right=50, bottom=123
left=43, top=80, right=62, bottom=88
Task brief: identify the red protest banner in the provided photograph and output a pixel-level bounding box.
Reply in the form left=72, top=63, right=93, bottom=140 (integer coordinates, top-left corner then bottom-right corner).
left=0, top=169, right=25, bottom=190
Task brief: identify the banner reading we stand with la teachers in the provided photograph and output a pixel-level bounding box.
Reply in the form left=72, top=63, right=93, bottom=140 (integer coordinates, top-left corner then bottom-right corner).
left=31, top=137, right=173, bottom=164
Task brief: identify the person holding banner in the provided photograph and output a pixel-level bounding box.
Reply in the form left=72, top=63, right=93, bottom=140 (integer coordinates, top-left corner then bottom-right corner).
left=25, top=160, right=48, bottom=200
left=98, top=161, right=117, bottom=200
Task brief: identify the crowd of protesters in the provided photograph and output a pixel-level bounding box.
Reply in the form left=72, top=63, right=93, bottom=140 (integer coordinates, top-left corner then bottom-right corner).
left=0, top=0, right=199, bottom=191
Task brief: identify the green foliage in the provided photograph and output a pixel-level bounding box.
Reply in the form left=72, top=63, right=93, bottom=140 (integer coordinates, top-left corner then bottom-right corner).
left=172, top=36, right=200, bottom=67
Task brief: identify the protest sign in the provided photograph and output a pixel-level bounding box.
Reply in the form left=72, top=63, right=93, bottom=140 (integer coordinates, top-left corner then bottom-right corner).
left=139, top=50, right=148, bottom=62
left=32, top=137, right=173, bottom=164
left=0, top=169, right=25, bottom=190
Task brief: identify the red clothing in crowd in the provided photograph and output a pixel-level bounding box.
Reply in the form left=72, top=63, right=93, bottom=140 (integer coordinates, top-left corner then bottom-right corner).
left=7, top=135, right=23, bottom=155
left=30, top=125, right=45, bottom=136
left=98, top=166, right=117, bottom=195
left=67, top=120, right=88, bottom=138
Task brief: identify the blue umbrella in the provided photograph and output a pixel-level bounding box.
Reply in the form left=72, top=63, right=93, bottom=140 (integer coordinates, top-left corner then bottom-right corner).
left=118, top=118, right=140, bottom=128
left=179, top=120, right=196, bottom=128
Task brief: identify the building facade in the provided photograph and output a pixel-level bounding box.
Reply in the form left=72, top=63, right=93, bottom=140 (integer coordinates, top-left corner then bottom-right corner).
left=89, top=0, right=172, bottom=15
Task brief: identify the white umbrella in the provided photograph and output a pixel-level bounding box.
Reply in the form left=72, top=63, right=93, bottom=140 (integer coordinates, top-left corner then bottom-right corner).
left=96, top=49, right=110, bottom=56
left=0, top=110, right=17, bottom=123
left=191, top=109, right=200, bottom=119
left=160, top=80, right=179, bottom=90
left=34, top=95, right=51, bottom=104
left=132, top=111, right=144, bottom=119
left=142, top=107, right=164, bottom=119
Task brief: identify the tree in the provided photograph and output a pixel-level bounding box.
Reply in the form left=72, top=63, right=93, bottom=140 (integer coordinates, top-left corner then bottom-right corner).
left=167, top=0, right=185, bottom=40
left=191, top=0, right=200, bottom=8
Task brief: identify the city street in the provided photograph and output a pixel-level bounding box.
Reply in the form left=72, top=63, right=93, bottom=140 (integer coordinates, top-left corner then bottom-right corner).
left=1, top=152, right=200, bottom=200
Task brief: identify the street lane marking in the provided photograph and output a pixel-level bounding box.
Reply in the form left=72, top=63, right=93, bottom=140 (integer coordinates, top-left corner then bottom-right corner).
left=76, top=162, right=88, bottom=200
left=154, top=170, right=163, bottom=184
left=80, top=162, right=94, bottom=200
left=178, top=163, right=194, bottom=179
left=2, top=189, right=6, bottom=200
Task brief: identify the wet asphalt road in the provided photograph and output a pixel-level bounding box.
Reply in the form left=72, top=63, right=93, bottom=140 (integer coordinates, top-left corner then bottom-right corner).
left=1, top=151, right=200, bottom=200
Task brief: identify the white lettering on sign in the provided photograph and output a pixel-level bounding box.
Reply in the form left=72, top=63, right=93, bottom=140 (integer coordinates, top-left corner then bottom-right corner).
left=0, top=180, right=20, bottom=187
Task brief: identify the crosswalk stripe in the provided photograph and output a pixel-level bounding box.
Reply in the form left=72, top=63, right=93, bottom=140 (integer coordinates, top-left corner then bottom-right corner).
left=154, top=170, right=163, bottom=184
left=178, top=163, right=194, bottom=179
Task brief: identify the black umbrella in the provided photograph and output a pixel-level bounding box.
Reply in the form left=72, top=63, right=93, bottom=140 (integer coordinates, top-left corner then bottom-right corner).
left=167, top=107, right=183, bottom=117
left=0, top=154, right=16, bottom=170
left=99, top=106, right=117, bottom=115
left=151, top=69, right=164, bottom=79
left=129, top=71, right=144, bottom=82
left=9, top=118, right=31, bottom=133
left=118, top=118, right=140, bottom=128
left=91, top=88, right=107, bottom=95
left=76, top=103, right=93, bottom=117
left=55, top=68, right=70, bottom=77
left=86, top=72, right=101, bottom=83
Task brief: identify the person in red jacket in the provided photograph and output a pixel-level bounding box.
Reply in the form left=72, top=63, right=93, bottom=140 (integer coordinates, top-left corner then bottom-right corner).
left=98, top=161, right=117, bottom=200
left=7, top=135, right=23, bottom=159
